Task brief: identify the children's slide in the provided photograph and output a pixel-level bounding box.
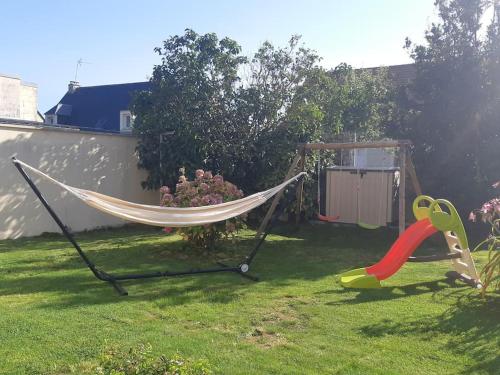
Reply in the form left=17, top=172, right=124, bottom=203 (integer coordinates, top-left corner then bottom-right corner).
left=340, top=219, right=437, bottom=288
left=339, top=195, right=482, bottom=289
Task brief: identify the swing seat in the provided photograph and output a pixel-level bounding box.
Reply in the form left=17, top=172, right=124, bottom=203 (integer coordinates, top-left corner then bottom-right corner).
left=317, top=213, right=340, bottom=223
left=357, top=221, right=380, bottom=230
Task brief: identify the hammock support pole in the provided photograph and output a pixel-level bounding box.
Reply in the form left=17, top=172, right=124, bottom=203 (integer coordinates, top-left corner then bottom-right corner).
left=12, top=157, right=301, bottom=296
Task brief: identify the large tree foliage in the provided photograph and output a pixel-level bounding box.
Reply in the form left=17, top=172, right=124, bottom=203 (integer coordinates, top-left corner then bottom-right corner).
left=225, top=35, right=323, bottom=192
left=133, top=30, right=394, bottom=217
left=392, top=0, right=500, bottom=215
left=132, top=29, right=247, bottom=189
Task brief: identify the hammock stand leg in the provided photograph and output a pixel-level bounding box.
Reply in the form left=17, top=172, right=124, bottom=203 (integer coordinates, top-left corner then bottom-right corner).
left=12, top=158, right=129, bottom=295
left=13, top=158, right=302, bottom=296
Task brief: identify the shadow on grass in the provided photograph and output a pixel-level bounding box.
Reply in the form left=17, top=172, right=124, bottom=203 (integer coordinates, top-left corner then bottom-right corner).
left=359, top=294, right=500, bottom=374
left=0, top=225, right=374, bottom=308
left=0, top=224, right=457, bottom=309
left=322, top=277, right=472, bottom=306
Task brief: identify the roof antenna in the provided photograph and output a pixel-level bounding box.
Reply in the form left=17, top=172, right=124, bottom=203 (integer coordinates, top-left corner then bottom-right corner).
left=74, top=58, right=91, bottom=81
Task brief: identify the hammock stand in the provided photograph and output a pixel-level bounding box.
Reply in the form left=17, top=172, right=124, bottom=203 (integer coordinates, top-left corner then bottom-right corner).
left=12, top=157, right=305, bottom=296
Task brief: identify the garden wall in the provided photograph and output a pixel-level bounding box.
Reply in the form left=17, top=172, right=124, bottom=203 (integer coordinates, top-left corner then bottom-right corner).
left=0, top=122, right=158, bottom=239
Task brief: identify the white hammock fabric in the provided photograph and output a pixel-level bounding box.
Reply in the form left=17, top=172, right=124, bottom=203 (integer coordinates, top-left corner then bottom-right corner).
left=16, top=160, right=305, bottom=227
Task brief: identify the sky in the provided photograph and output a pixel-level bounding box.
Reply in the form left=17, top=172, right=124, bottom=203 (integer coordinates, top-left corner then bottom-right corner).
left=0, top=0, right=438, bottom=112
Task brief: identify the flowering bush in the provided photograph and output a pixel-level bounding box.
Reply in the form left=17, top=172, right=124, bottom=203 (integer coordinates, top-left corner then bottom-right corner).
left=160, top=168, right=245, bottom=249
left=469, top=181, right=500, bottom=296
left=95, top=343, right=212, bottom=374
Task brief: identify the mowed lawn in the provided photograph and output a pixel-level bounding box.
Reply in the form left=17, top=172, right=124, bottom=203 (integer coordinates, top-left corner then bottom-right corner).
left=0, top=224, right=498, bottom=374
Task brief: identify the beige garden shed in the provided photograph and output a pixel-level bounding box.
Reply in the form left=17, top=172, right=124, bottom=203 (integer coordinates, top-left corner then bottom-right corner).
left=325, top=167, right=399, bottom=227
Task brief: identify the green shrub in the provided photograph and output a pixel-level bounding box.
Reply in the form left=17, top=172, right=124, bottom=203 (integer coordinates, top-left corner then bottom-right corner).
left=160, top=168, right=245, bottom=249
left=94, top=343, right=212, bottom=375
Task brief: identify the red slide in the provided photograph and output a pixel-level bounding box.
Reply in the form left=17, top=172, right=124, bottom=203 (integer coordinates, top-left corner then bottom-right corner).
left=366, top=218, right=437, bottom=280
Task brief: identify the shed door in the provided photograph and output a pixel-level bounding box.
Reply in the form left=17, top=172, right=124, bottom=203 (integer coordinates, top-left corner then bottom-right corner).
left=357, top=171, right=390, bottom=226
left=326, top=170, right=358, bottom=224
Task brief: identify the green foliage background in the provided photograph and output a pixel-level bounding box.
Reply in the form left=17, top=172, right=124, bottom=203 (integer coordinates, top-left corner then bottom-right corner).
left=132, top=31, right=393, bottom=219
left=389, top=0, right=500, bottom=219
left=133, top=0, right=500, bottom=224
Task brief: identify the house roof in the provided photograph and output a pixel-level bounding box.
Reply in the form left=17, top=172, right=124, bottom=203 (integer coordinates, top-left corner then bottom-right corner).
left=45, top=81, right=150, bottom=131
left=358, top=63, right=416, bottom=86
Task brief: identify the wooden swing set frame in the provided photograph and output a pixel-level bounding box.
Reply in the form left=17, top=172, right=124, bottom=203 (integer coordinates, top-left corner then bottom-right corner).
left=257, top=140, right=422, bottom=237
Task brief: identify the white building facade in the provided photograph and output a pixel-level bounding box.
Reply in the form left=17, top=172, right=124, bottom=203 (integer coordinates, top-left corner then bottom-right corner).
left=0, top=73, right=42, bottom=122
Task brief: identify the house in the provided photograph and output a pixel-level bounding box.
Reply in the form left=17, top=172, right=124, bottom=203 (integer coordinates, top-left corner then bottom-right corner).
left=45, top=81, right=150, bottom=133
left=358, top=63, right=416, bottom=86
left=0, top=73, right=44, bottom=122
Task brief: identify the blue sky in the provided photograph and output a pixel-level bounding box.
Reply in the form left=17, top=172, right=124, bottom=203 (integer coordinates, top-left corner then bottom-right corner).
left=1, top=0, right=437, bottom=112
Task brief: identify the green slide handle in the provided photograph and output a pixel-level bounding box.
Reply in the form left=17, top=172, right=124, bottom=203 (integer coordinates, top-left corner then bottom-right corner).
left=428, top=199, right=468, bottom=249
left=412, top=195, right=437, bottom=221
left=428, top=199, right=459, bottom=231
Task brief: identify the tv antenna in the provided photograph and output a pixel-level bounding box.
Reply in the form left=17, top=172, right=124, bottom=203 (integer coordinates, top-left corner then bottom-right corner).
left=74, top=58, right=91, bottom=81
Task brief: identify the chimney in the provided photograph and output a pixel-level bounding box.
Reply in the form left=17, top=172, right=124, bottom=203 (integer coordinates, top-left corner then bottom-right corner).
left=68, top=81, right=80, bottom=93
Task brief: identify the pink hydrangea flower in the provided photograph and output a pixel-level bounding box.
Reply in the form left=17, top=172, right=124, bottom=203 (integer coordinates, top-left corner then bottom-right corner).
left=158, top=167, right=245, bottom=248
left=208, top=194, right=223, bottom=205
left=481, top=202, right=493, bottom=214
left=492, top=181, right=500, bottom=189
left=201, top=195, right=211, bottom=205
left=161, top=193, right=174, bottom=205
left=468, top=211, right=476, bottom=222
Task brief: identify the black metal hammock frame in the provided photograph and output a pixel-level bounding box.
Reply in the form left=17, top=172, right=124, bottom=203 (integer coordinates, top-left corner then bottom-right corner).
left=13, top=159, right=304, bottom=296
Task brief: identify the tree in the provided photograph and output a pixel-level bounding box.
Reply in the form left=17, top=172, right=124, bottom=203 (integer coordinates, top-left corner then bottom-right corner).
left=393, top=0, right=500, bottom=217
left=229, top=36, right=323, bottom=192
left=132, top=29, right=247, bottom=189
left=133, top=30, right=395, bottom=219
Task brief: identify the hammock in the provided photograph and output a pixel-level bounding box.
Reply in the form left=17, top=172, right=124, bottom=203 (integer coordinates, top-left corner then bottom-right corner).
left=14, top=159, right=306, bottom=227
left=12, top=157, right=306, bottom=296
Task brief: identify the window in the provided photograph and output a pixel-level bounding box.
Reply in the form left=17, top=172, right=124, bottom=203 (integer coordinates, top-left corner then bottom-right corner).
left=120, top=110, right=133, bottom=132
left=45, top=115, right=57, bottom=125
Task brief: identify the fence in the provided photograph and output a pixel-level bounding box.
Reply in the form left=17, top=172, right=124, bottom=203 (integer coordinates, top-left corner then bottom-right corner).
left=0, top=122, right=158, bottom=239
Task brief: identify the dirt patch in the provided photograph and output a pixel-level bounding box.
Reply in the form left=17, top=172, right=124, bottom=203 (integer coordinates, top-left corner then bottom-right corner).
left=262, top=306, right=298, bottom=324
left=245, top=327, right=287, bottom=349
left=258, top=298, right=311, bottom=330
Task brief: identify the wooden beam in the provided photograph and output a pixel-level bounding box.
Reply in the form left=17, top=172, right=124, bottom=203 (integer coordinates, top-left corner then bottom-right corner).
left=256, top=152, right=302, bottom=238
left=405, top=151, right=422, bottom=196
left=301, top=140, right=411, bottom=151
left=398, top=144, right=407, bottom=236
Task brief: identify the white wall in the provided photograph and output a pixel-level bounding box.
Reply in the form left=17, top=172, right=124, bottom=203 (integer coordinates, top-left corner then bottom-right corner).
left=19, top=83, right=39, bottom=121
left=0, top=74, right=21, bottom=119
left=0, top=123, right=158, bottom=239
left=0, top=74, right=40, bottom=122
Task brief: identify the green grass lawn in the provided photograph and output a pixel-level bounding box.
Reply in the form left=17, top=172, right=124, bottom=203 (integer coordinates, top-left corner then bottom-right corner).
left=0, top=224, right=498, bottom=374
